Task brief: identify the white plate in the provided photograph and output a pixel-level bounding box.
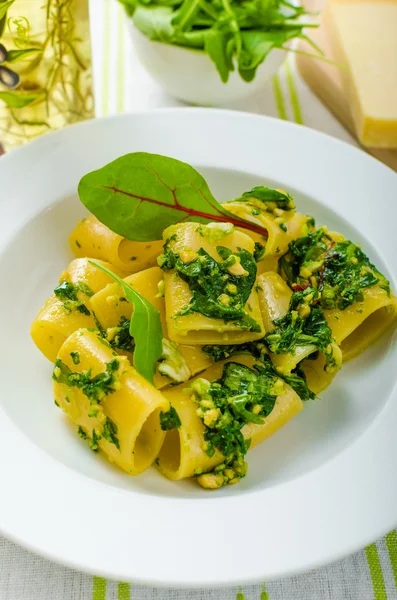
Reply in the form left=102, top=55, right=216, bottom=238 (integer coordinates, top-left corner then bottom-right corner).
left=0, top=109, right=396, bottom=587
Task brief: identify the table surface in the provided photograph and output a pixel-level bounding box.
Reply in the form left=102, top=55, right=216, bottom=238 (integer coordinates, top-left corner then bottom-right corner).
left=1, top=2, right=396, bottom=599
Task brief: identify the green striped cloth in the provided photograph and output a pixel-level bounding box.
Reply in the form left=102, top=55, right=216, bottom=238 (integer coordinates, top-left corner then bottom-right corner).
left=1, top=2, right=395, bottom=599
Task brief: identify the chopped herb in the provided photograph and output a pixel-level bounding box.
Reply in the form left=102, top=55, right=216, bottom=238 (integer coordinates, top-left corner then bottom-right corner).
left=52, top=358, right=120, bottom=406
left=154, top=457, right=160, bottom=466
left=92, top=310, right=107, bottom=339
left=283, top=229, right=390, bottom=310
left=107, top=316, right=134, bottom=352
left=236, top=187, right=295, bottom=212
left=202, top=344, right=315, bottom=401
left=279, top=222, right=287, bottom=232
left=102, top=417, right=120, bottom=450
left=77, top=425, right=87, bottom=440
left=75, top=240, right=81, bottom=248
left=54, top=280, right=93, bottom=316
left=119, top=297, right=127, bottom=303
left=160, top=405, right=181, bottom=431
left=54, top=399, right=60, bottom=407
left=276, top=247, right=280, bottom=253
left=264, top=286, right=337, bottom=370
left=188, top=361, right=283, bottom=487
left=70, top=351, right=80, bottom=365
left=254, top=242, right=266, bottom=263
left=90, top=429, right=102, bottom=452
left=130, top=256, right=137, bottom=261
left=158, top=239, right=260, bottom=331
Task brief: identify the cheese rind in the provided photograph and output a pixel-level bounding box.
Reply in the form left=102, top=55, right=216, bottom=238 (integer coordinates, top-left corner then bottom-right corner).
left=325, top=0, right=397, bottom=149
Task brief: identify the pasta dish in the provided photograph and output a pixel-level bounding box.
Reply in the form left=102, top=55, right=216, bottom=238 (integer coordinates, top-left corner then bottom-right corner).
left=31, top=152, right=397, bottom=489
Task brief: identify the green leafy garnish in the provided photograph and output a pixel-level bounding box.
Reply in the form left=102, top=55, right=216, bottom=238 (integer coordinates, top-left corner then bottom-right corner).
left=202, top=344, right=315, bottom=401
left=78, top=153, right=268, bottom=242
left=120, top=0, right=318, bottom=83
left=77, top=425, right=87, bottom=440
left=159, top=241, right=260, bottom=331
left=107, top=316, right=135, bottom=352
left=160, top=405, right=182, bottom=430
left=70, top=351, right=80, bottom=365
left=236, top=186, right=295, bottom=212
left=53, top=280, right=94, bottom=316
left=264, top=286, right=337, bottom=369
left=53, top=358, right=120, bottom=406
left=281, top=229, right=390, bottom=310
left=102, top=417, right=120, bottom=449
left=188, top=361, right=282, bottom=485
left=89, top=261, right=162, bottom=385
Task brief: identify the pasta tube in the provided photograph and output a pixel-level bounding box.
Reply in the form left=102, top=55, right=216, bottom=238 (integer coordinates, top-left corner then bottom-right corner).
left=157, top=354, right=303, bottom=481
left=90, top=266, right=211, bottom=387
left=225, top=196, right=310, bottom=257
left=257, top=272, right=342, bottom=394
left=31, top=258, right=123, bottom=362
left=70, top=215, right=163, bottom=273
left=160, top=223, right=265, bottom=345
left=53, top=329, right=170, bottom=475
left=325, top=287, right=397, bottom=362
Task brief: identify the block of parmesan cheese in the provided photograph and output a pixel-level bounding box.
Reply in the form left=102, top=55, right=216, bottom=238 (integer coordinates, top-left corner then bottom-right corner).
left=325, top=0, right=397, bottom=149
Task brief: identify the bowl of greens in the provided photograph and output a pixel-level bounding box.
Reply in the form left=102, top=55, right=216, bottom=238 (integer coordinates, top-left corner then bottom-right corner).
left=120, top=0, right=317, bottom=105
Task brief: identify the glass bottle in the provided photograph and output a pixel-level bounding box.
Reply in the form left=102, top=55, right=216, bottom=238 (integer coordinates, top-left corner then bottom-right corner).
left=0, top=0, right=94, bottom=151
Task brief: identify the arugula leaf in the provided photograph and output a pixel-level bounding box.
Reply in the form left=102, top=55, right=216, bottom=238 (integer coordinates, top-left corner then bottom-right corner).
left=89, top=261, right=163, bottom=385
left=78, top=152, right=268, bottom=242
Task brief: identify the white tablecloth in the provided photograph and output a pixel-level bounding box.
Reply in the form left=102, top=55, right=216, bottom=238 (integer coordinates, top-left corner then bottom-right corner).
left=1, top=1, right=396, bottom=599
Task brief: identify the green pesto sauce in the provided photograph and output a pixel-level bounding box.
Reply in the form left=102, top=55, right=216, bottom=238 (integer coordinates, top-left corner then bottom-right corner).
left=280, top=228, right=390, bottom=310
left=54, top=280, right=94, bottom=316
left=159, top=241, right=260, bottom=332
left=70, top=351, right=80, bottom=365
left=235, top=186, right=295, bottom=214
left=102, top=417, right=120, bottom=450
left=202, top=344, right=315, bottom=401
left=160, top=405, right=181, bottom=431
left=191, top=362, right=279, bottom=459
left=264, top=286, right=336, bottom=370
left=52, top=358, right=120, bottom=408
left=108, top=316, right=135, bottom=352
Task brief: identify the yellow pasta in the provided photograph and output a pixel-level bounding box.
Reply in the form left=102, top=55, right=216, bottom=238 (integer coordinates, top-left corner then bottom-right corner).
left=53, top=329, right=169, bottom=475
left=158, top=354, right=303, bottom=481
left=225, top=200, right=310, bottom=257
left=257, top=272, right=342, bottom=394
left=90, top=266, right=211, bottom=387
left=31, top=258, right=123, bottom=362
left=162, top=223, right=265, bottom=345
left=70, top=214, right=163, bottom=273
left=325, top=286, right=397, bottom=362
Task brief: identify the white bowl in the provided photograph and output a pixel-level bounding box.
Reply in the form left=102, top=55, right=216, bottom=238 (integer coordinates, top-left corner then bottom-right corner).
left=0, top=109, right=396, bottom=586
left=128, top=23, right=288, bottom=105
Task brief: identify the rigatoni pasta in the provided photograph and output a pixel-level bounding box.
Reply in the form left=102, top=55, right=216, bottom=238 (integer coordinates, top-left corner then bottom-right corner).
left=31, top=258, right=123, bottom=361
left=53, top=329, right=170, bottom=474
left=70, top=215, right=163, bottom=273
left=160, top=222, right=265, bottom=344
